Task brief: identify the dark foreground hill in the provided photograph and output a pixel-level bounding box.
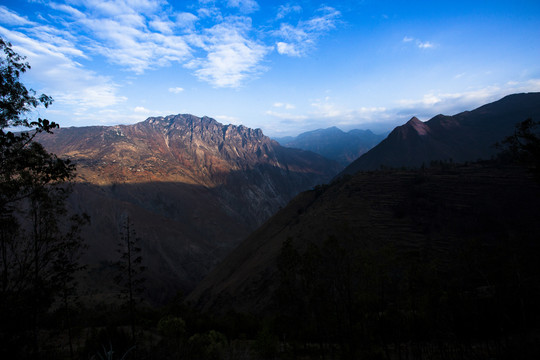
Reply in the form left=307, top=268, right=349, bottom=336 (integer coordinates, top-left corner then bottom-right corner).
left=188, top=163, right=540, bottom=313
left=187, top=162, right=540, bottom=357
left=342, top=92, right=540, bottom=174
left=37, top=114, right=341, bottom=302
left=276, top=126, right=385, bottom=166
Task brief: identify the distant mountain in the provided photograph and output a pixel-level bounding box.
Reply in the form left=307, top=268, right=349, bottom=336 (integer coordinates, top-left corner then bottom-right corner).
left=186, top=163, right=540, bottom=314
left=342, top=93, right=540, bottom=174
left=275, top=126, right=385, bottom=166
left=37, top=114, right=341, bottom=302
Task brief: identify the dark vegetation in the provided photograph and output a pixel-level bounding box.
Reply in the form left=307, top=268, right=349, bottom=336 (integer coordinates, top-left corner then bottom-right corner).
left=272, top=228, right=540, bottom=359
left=2, top=37, right=540, bottom=359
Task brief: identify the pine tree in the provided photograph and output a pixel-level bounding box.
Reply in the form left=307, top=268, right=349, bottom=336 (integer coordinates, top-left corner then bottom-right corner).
left=114, top=216, right=146, bottom=344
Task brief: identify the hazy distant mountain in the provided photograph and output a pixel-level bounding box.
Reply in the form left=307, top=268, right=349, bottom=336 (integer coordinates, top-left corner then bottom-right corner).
left=275, top=127, right=385, bottom=166
left=37, top=114, right=341, bottom=302
left=341, top=93, right=540, bottom=174
left=186, top=163, right=540, bottom=314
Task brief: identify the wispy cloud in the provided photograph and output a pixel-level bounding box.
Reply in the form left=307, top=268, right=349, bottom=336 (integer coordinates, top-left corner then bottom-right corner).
left=187, top=16, right=271, bottom=87
left=0, top=0, right=350, bottom=128
left=403, top=36, right=436, bottom=49
left=52, top=1, right=272, bottom=87
left=276, top=4, right=302, bottom=20
left=0, top=26, right=126, bottom=110
left=265, top=96, right=390, bottom=135
left=168, top=87, right=185, bottom=93
left=227, top=0, right=259, bottom=14
left=417, top=41, right=434, bottom=49
left=0, top=6, right=35, bottom=26
left=214, top=114, right=240, bottom=124
left=61, top=5, right=192, bottom=74
left=310, top=97, right=345, bottom=118
left=2, top=1, right=345, bottom=90
left=274, top=6, right=340, bottom=57
left=176, top=12, right=198, bottom=30
left=273, top=102, right=295, bottom=109
left=309, top=97, right=388, bottom=124
left=396, top=80, right=540, bottom=118
left=134, top=106, right=150, bottom=113
left=265, top=110, right=308, bottom=121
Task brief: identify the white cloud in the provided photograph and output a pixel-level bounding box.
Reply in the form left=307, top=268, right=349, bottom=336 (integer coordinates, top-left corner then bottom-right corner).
left=214, top=114, right=240, bottom=124
left=306, top=6, right=340, bottom=32
left=395, top=80, right=540, bottom=117
left=265, top=110, right=308, bottom=121
left=80, top=0, right=164, bottom=17
left=197, top=4, right=223, bottom=21
left=48, top=3, right=85, bottom=18
left=0, top=6, right=35, bottom=26
left=134, top=106, right=150, bottom=113
left=227, top=0, right=259, bottom=14
left=42, top=1, right=271, bottom=87
left=274, top=6, right=340, bottom=57
left=418, top=41, right=434, bottom=49
left=397, top=90, right=488, bottom=110
left=45, top=0, right=192, bottom=75
left=276, top=4, right=302, bottom=20
left=0, top=26, right=126, bottom=110
left=273, top=102, right=295, bottom=109
left=276, top=41, right=301, bottom=56
left=176, top=12, right=198, bottom=29
left=168, top=87, right=185, bottom=93
left=1, top=0, right=347, bottom=119
left=2, top=1, right=343, bottom=90
left=0, top=25, right=136, bottom=127
left=187, top=17, right=271, bottom=87
left=149, top=18, right=176, bottom=34
left=310, top=98, right=347, bottom=118
left=264, top=102, right=391, bottom=136
left=79, top=19, right=192, bottom=74
left=403, top=36, right=436, bottom=49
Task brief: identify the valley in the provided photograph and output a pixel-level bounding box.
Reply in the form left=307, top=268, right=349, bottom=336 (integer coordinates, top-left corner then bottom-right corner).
left=2, top=3, right=540, bottom=356
left=36, top=114, right=342, bottom=300
left=5, top=90, right=540, bottom=359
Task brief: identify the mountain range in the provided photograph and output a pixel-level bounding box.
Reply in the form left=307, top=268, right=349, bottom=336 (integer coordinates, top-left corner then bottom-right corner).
left=37, top=114, right=341, bottom=302
left=342, top=92, right=540, bottom=174
left=35, top=93, right=540, bottom=306
left=275, top=127, right=385, bottom=166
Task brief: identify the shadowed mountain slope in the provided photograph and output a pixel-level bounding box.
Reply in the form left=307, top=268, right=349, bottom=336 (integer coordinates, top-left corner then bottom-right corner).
left=342, top=93, right=540, bottom=174
left=37, top=114, right=342, bottom=302
left=187, top=163, right=540, bottom=313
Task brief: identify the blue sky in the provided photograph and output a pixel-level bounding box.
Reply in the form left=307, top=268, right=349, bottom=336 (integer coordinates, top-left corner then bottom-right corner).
left=1, top=0, right=539, bottom=136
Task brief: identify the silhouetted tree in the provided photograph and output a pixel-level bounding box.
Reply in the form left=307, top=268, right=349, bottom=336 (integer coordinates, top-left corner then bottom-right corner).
left=115, top=215, right=146, bottom=344
left=0, top=37, right=87, bottom=359
left=497, top=118, right=540, bottom=176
